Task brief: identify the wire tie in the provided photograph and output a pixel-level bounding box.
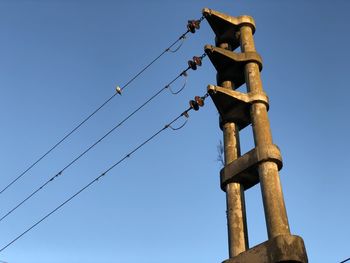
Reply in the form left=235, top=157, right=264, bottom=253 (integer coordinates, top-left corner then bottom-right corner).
left=126, top=154, right=131, bottom=158
left=182, top=111, right=189, bottom=118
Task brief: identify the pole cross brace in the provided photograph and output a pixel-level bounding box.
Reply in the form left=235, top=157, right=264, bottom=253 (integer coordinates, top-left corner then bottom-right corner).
left=202, top=8, right=255, bottom=50
left=205, top=45, right=262, bottom=88
left=220, top=144, right=282, bottom=191
left=207, top=84, right=269, bottom=130
left=222, top=234, right=308, bottom=263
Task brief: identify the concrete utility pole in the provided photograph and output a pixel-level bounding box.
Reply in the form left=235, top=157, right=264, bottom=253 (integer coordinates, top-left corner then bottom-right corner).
left=203, top=8, right=308, bottom=262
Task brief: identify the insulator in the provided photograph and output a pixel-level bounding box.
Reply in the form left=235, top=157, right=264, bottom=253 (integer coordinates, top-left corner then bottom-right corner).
left=195, top=96, right=204, bottom=107
left=189, top=99, right=199, bottom=111
left=193, top=56, right=202, bottom=66
left=188, top=60, right=197, bottom=70
left=187, top=20, right=200, bottom=33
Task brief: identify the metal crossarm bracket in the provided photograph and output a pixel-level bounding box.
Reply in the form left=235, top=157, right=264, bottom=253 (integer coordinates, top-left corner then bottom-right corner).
left=208, top=84, right=269, bottom=130
left=202, top=8, right=255, bottom=50
left=220, top=144, right=282, bottom=191
left=205, top=45, right=262, bottom=88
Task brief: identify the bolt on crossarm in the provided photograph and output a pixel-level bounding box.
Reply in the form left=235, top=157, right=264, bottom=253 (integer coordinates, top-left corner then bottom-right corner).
left=203, top=7, right=308, bottom=263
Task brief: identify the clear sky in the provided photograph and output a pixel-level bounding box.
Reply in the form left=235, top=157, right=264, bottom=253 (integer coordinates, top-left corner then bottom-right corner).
left=0, top=0, right=349, bottom=262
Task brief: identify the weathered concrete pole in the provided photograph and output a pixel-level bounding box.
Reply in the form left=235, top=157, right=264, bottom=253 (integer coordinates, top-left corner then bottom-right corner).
left=216, top=37, right=249, bottom=256
left=221, top=81, right=249, bottom=257
left=203, top=8, right=308, bottom=262
left=239, top=25, right=290, bottom=239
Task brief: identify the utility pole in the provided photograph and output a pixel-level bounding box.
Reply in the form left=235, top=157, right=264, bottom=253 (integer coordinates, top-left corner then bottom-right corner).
left=203, top=8, right=308, bottom=262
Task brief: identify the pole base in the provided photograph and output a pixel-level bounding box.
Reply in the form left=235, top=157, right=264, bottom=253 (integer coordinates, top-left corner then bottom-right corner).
left=222, top=234, right=308, bottom=263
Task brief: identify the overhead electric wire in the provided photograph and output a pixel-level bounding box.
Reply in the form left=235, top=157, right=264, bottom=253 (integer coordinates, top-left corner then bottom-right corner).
left=0, top=94, right=117, bottom=196
left=0, top=54, right=207, bottom=223
left=0, top=15, right=205, bottom=196
left=340, top=258, right=350, bottom=263
left=0, top=94, right=208, bottom=253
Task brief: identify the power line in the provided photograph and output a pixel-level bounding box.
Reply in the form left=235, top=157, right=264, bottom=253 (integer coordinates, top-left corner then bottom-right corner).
left=0, top=93, right=208, bottom=253
left=340, top=258, right=350, bottom=263
left=0, top=15, right=204, bottom=196
left=118, top=17, right=204, bottom=94
left=0, top=54, right=206, bottom=223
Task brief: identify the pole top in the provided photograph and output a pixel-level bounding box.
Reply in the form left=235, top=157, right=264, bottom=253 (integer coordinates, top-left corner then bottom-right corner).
left=202, top=8, right=256, bottom=50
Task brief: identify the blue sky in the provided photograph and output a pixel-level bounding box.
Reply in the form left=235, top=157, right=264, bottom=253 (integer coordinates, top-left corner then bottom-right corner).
left=0, top=1, right=349, bottom=262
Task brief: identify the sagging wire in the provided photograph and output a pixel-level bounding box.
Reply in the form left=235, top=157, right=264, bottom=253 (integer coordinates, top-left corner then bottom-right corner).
left=0, top=92, right=209, bottom=253
left=0, top=15, right=205, bottom=196
left=0, top=54, right=207, bottom=224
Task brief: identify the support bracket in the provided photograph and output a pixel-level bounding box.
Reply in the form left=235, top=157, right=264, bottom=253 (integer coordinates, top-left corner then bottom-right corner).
left=220, top=144, right=282, bottom=191
left=208, top=84, right=268, bottom=130
left=202, top=8, right=255, bottom=50
left=205, top=45, right=262, bottom=88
